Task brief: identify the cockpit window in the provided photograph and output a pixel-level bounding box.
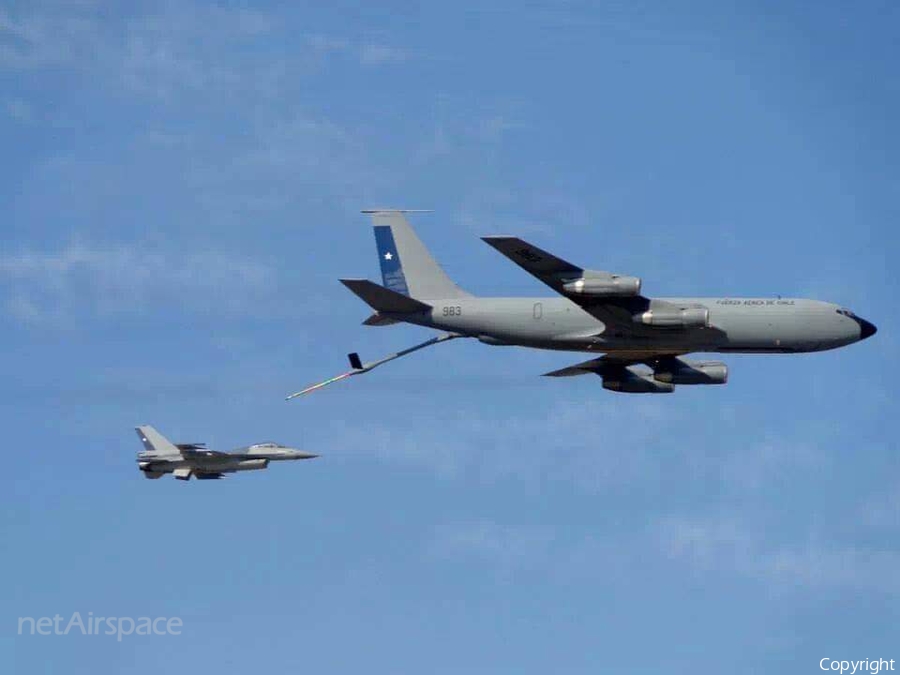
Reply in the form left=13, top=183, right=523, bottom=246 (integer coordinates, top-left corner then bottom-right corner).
left=253, top=442, right=279, bottom=449
left=836, top=308, right=857, bottom=318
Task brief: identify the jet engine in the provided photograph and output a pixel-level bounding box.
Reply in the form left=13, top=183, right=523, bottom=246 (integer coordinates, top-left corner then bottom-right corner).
left=561, top=273, right=642, bottom=297
left=635, top=307, right=709, bottom=328
left=601, top=366, right=675, bottom=394
left=653, top=359, right=728, bottom=385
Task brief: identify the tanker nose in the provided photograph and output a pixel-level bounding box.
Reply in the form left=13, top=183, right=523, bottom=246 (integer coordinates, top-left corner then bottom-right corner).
left=857, top=317, right=877, bottom=340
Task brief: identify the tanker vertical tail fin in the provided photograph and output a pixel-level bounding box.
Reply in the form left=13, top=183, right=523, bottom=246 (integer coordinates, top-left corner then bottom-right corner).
left=363, top=210, right=470, bottom=300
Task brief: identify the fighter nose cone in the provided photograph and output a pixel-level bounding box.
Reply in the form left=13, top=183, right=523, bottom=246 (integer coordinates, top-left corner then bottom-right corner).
left=857, top=317, right=877, bottom=340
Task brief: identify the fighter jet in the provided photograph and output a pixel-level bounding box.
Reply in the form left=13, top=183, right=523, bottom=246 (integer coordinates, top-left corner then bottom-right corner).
left=135, top=425, right=317, bottom=480
left=289, top=210, right=876, bottom=397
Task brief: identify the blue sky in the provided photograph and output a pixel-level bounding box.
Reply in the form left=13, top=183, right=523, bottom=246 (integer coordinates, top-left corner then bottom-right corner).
left=2, top=1, right=898, bottom=672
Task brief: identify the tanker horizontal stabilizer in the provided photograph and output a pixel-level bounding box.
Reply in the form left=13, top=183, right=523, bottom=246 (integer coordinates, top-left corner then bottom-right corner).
left=340, top=279, right=432, bottom=314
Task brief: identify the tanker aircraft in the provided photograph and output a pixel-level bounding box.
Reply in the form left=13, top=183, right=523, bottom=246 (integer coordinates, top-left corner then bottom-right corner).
left=288, top=210, right=876, bottom=397
left=136, top=425, right=317, bottom=480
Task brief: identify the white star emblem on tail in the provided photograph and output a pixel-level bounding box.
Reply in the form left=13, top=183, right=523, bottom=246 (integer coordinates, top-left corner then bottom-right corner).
left=384, top=252, right=393, bottom=260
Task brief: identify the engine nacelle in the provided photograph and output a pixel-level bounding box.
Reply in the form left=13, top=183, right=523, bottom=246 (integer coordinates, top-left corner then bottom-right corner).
left=562, top=273, right=641, bottom=297
left=653, top=360, right=728, bottom=385
left=636, top=307, right=709, bottom=328
left=602, top=367, right=675, bottom=394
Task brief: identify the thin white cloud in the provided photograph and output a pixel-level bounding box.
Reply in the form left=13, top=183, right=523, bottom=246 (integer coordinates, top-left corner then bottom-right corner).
left=304, top=35, right=409, bottom=67
left=859, top=482, right=900, bottom=532
left=359, top=44, right=409, bottom=66
left=0, top=243, right=276, bottom=324
left=655, top=514, right=758, bottom=571
left=4, top=97, right=32, bottom=123
left=427, top=511, right=900, bottom=594
left=1, top=5, right=387, bottom=99
left=117, top=7, right=275, bottom=98
left=717, top=434, right=826, bottom=493
left=427, top=519, right=554, bottom=575
left=306, top=34, right=350, bottom=54
left=654, top=514, right=900, bottom=594
left=2, top=4, right=409, bottom=220
left=324, top=389, right=844, bottom=505
left=475, top=115, right=526, bottom=143
left=327, top=396, right=673, bottom=489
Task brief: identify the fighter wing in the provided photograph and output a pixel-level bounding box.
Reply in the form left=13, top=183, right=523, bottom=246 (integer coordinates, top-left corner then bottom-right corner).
left=173, top=443, right=228, bottom=458
left=480, top=236, right=651, bottom=331
left=135, top=427, right=230, bottom=459
left=180, top=448, right=228, bottom=458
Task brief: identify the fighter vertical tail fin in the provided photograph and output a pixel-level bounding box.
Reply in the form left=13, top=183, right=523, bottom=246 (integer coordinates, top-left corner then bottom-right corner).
left=363, top=210, right=470, bottom=300
left=135, top=425, right=180, bottom=457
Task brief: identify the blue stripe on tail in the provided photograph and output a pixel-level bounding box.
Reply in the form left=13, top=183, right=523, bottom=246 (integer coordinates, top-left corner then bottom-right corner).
left=374, top=225, right=410, bottom=296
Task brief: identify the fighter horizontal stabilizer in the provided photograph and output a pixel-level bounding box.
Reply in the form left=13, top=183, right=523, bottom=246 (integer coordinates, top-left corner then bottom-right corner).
left=340, top=279, right=432, bottom=314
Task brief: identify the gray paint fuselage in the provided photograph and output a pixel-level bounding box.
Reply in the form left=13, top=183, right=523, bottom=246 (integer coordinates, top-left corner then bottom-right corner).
left=138, top=448, right=313, bottom=476
left=389, top=297, right=868, bottom=354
